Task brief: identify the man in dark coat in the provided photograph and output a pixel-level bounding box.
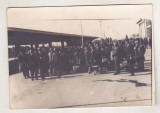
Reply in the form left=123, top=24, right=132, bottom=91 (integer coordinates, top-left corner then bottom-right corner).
left=137, top=41, right=146, bottom=71
left=27, top=48, right=37, bottom=81
left=39, top=47, right=48, bottom=81
left=100, top=46, right=108, bottom=74
left=52, top=48, right=59, bottom=76
left=79, top=47, right=85, bottom=72
left=125, top=41, right=136, bottom=75
left=112, top=42, right=121, bottom=75
left=128, top=55, right=136, bottom=76
left=90, top=45, right=98, bottom=75
left=34, top=48, right=41, bottom=80
left=18, top=50, right=29, bottom=79
left=84, top=46, right=91, bottom=73
left=48, top=47, right=53, bottom=76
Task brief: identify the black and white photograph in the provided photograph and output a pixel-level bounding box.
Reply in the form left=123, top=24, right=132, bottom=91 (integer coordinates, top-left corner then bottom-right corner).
left=7, top=4, right=153, bottom=109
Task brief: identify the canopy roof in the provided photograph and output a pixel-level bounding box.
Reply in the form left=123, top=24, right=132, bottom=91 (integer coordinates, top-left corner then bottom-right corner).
left=8, top=27, right=98, bottom=45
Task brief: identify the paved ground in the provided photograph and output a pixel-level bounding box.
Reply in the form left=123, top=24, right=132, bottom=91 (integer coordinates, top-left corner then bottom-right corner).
left=9, top=49, right=152, bottom=109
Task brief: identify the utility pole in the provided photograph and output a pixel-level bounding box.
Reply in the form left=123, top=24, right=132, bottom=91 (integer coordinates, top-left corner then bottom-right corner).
left=80, top=20, right=84, bottom=47
left=108, top=26, right=110, bottom=37
left=99, top=20, right=102, bottom=39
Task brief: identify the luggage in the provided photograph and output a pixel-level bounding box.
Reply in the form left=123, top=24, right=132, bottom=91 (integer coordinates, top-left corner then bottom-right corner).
left=120, top=60, right=128, bottom=68
left=72, top=65, right=80, bottom=73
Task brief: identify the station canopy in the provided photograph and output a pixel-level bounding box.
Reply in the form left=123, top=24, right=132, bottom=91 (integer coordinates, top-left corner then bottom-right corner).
left=8, top=27, right=98, bottom=45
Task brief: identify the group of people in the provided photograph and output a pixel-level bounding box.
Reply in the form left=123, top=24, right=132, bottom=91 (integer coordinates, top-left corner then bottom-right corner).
left=17, top=37, right=150, bottom=81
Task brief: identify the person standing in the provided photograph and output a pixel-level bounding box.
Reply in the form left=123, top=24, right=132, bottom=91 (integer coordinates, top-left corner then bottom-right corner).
left=79, top=47, right=85, bottom=72
left=100, top=46, right=108, bottom=74
left=127, top=41, right=136, bottom=76
left=95, top=44, right=102, bottom=74
left=137, top=41, right=146, bottom=71
left=128, top=55, right=136, bottom=76
left=112, top=42, right=121, bottom=75
left=27, top=48, right=36, bottom=81
left=84, top=46, right=92, bottom=73
left=39, top=47, right=47, bottom=81
left=18, top=49, right=29, bottom=79
left=90, top=45, right=98, bottom=75
left=52, top=48, right=59, bottom=76
left=48, top=47, right=53, bottom=77
left=34, top=48, right=41, bottom=80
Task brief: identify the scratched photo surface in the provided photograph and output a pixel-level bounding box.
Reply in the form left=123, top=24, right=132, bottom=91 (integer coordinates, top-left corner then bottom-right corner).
left=7, top=4, right=153, bottom=109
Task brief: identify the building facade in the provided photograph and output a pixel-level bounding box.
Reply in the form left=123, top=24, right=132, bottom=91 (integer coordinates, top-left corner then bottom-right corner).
left=137, top=19, right=152, bottom=39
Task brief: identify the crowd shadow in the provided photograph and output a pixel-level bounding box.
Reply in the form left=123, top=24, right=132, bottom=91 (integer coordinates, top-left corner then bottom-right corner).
left=128, top=80, right=151, bottom=87
left=134, top=73, right=151, bottom=76
left=93, top=79, right=151, bottom=87
left=26, top=61, right=151, bottom=81
left=43, top=74, right=84, bottom=80
left=135, top=68, right=151, bottom=72
left=34, top=68, right=151, bottom=81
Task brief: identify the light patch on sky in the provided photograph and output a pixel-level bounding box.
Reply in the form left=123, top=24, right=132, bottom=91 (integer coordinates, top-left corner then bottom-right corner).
left=7, top=5, right=152, bottom=39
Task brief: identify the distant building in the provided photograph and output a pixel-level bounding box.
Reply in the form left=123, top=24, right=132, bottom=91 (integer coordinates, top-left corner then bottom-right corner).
left=136, top=19, right=152, bottom=39
left=131, top=34, right=139, bottom=38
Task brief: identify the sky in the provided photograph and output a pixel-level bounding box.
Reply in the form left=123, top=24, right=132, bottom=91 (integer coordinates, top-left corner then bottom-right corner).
left=7, top=5, right=152, bottom=39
